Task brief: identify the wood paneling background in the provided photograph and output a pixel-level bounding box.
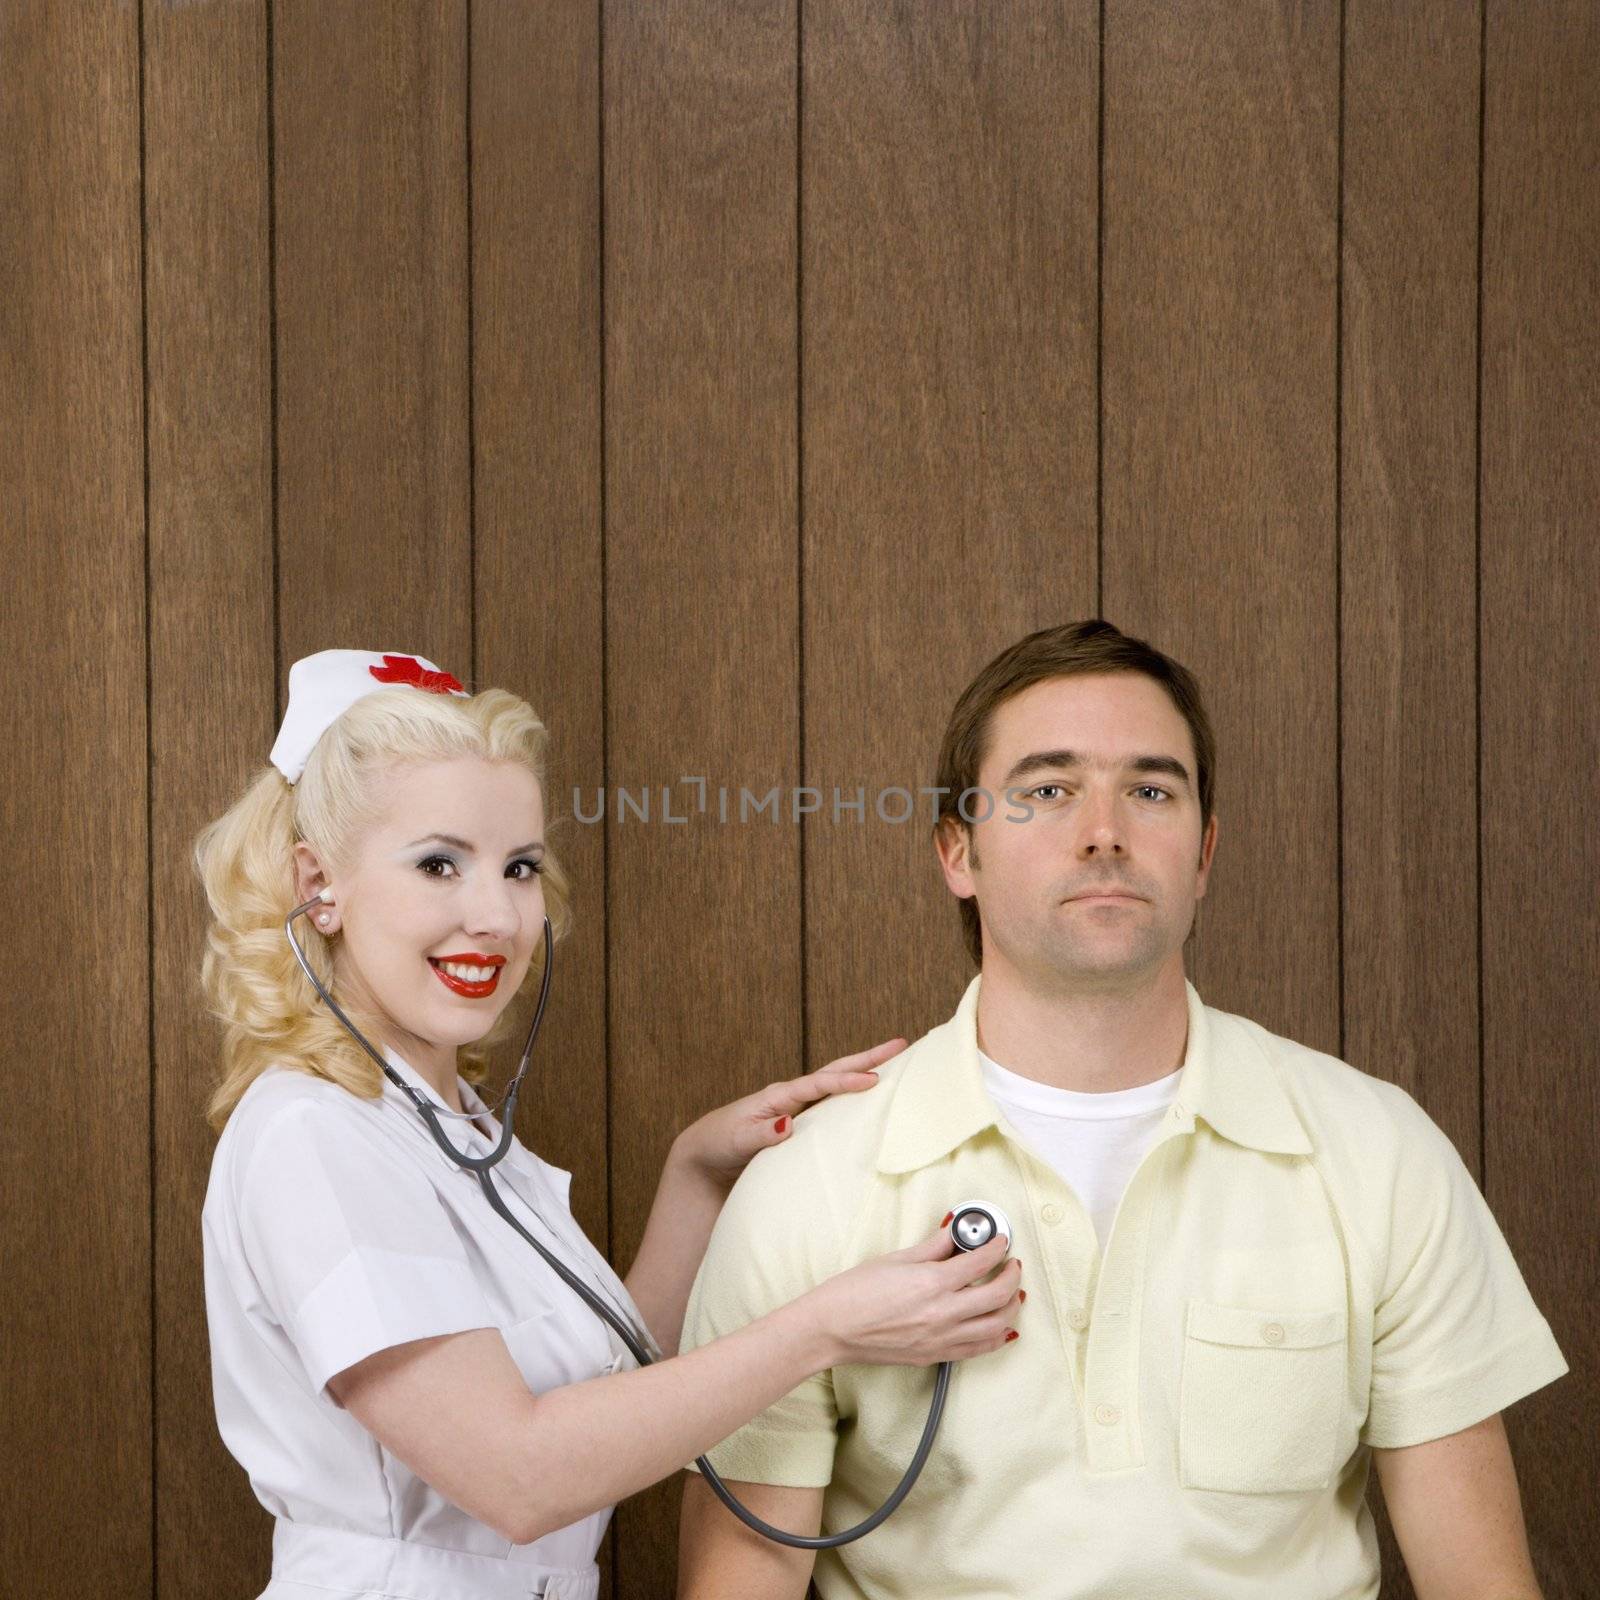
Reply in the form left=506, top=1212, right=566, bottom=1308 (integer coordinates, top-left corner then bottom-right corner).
left=2, top=3, right=1593, bottom=1597
left=1, top=5, right=150, bottom=1597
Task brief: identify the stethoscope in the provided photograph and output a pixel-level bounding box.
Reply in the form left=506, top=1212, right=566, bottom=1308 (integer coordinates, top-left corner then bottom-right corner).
left=286, top=890, right=1011, bottom=1549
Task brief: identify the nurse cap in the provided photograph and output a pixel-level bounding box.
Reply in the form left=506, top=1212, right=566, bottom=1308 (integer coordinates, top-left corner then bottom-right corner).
left=270, top=649, right=469, bottom=784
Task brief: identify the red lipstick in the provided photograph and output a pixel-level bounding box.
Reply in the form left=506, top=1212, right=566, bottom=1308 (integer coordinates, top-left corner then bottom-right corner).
left=427, top=953, right=506, bottom=1000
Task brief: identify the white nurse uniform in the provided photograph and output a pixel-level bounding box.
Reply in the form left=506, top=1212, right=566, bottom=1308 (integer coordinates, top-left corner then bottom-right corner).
left=203, top=1045, right=641, bottom=1600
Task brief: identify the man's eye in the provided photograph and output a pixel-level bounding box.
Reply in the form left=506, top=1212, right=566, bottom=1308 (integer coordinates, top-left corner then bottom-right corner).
left=1030, top=784, right=1064, bottom=801
left=1135, top=785, right=1171, bottom=801
left=417, top=855, right=456, bottom=878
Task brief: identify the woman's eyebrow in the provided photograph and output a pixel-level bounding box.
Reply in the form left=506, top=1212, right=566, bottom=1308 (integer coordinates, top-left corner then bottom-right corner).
left=404, top=832, right=544, bottom=856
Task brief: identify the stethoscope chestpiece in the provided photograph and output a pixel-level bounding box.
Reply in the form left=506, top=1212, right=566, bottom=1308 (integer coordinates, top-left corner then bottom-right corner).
left=947, top=1200, right=1013, bottom=1258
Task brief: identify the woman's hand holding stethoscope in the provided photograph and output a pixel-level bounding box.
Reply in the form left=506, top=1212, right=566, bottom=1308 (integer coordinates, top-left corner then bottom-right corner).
left=671, top=1037, right=910, bottom=1192
left=803, top=1226, right=1023, bottom=1370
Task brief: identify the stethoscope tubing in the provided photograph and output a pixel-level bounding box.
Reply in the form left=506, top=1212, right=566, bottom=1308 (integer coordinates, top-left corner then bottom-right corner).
left=283, top=895, right=951, bottom=1548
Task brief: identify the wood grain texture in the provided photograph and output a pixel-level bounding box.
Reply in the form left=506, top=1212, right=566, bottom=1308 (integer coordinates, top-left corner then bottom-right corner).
left=0, top=2, right=149, bottom=1592
left=1480, top=4, right=1600, bottom=1595
left=472, top=0, right=607, bottom=1272
left=1340, top=6, right=1481, bottom=1594
left=1341, top=0, right=1481, bottom=1168
left=273, top=0, right=471, bottom=675
left=603, top=3, right=801, bottom=1591
left=143, top=1, right=277, bottom=1595
left=802, top=1, right=1099, bottom=1059
left=1102, top=0, right=1342, bottom=1053
left=5, top=2, right=1597, bottom=1592
left=470, top=2, right=612, bottom=1590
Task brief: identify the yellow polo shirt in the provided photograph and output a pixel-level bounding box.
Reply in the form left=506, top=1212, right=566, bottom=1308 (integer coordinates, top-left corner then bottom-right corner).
left=681, top=975, right=1568, bottom=1600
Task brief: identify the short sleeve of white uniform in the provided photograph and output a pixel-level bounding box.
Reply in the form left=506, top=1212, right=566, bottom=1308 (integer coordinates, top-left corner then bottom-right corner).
left=237, top=1100, right=497, bottom=1396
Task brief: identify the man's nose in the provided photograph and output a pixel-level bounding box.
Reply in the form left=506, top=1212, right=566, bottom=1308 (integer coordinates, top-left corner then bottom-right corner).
left=1081, top=836, right=1127, bottom=855
left=1077, top=793, right=1127, bottom=855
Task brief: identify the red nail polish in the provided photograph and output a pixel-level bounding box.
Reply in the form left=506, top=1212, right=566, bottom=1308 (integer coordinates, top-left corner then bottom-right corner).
left=1005, top=1330, right=1020, bottom=1342
left=774, top=1116, right=789, bottom=1134
left=940, top=1212, right=954, bottom=1227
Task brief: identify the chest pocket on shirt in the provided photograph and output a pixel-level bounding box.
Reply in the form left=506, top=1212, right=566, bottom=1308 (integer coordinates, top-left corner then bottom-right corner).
left=1178, top=1299, right=1346, bottom=1493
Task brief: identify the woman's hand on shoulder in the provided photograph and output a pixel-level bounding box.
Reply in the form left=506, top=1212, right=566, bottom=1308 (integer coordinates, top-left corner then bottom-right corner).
left=672, top=1037, right=907, bottom=1192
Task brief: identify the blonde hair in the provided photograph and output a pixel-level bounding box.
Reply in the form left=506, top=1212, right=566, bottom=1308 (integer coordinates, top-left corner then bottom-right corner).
left=195, top=685, right=573, bottom=1131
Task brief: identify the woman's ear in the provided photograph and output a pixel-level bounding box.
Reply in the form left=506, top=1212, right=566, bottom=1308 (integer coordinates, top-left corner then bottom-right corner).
left=292, top=841, right=341, bottom=933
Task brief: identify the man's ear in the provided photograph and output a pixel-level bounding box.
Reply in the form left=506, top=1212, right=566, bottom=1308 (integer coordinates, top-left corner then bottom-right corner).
left=1194, top=812, right=1219, bottom=901
left=934, top=816, right=978, bottom=900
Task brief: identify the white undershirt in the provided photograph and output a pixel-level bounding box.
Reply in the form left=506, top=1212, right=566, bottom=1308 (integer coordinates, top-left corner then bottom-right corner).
left=978, top=1049, right=1183, bottom=1252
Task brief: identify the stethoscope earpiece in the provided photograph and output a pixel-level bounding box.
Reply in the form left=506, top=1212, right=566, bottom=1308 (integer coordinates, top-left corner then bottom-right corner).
left=948, top=1200, right=1013, bottom=1258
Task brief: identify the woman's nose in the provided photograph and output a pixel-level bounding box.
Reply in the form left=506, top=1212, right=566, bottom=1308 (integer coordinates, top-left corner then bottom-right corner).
left=462, top=875, right=521, bottom=940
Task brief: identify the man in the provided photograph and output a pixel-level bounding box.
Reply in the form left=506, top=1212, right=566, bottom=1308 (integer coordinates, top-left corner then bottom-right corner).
left=676, top=620, right=1568, bottom=1600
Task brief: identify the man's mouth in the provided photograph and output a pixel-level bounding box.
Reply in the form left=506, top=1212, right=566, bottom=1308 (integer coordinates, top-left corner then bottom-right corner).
left=427, top=955, right=505, bottom=999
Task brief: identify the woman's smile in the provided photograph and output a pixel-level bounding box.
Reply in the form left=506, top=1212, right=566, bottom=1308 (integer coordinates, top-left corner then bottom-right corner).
left=427, top=952, right=506, bottom=999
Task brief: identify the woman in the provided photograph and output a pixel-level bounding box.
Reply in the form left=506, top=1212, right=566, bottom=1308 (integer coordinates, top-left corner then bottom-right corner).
left=197, top=649, right=1020, bottom=1600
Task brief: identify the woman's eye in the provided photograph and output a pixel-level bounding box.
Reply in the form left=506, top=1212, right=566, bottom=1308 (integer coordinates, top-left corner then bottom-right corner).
left=509, top=859, right=543, bottom=880
left=417, top=855, right=457, bottom=878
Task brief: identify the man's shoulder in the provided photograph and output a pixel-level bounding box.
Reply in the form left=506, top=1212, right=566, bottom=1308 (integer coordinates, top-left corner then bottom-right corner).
left=1212, top=1000, right=1457, bottom=1173
left=722, top=1030, right=939, bottom=1210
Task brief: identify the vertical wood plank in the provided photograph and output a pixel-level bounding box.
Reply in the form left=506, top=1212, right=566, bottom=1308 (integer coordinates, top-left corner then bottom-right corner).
left=470, top=2, right=611, bottom=1590
left=1340, top=5, right=1481, bottom=1593
left=144, top=1, right=277, bottom=1594
left=803, top=1, right=1100, bottom=1058
left=472, top=0, right=606, bottom=1266
left=0, top=3, right=149, bottom=1592
left=1481, top=5, right=1599, bottom=1595
left=1101, top=0, right=1341, bottom=1053
left=1341, top=0, right=1481, bottom=1174
left=274, top=0, right=472, bottom=672
left=604, top=4, right=800, bottom=1591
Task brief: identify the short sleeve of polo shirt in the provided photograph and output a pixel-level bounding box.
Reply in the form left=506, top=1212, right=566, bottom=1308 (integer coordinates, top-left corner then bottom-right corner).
left=236, top=1102, right=498, bottom=1396
left=1361, top=1089, right=1568, bottom=1448
left=679, top=1139, right=842, bottom=1488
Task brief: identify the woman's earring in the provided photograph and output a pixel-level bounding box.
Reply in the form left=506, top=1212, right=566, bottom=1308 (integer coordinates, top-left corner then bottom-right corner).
left=317, top=912, right=332, bottom=928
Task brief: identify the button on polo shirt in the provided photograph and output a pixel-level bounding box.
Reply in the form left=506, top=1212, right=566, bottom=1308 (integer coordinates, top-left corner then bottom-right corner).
left=681, top=975, right=1568, bottom=1600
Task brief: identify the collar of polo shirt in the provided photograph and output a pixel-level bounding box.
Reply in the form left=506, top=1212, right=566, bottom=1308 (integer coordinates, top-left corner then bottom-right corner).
left=874, top=974, right=1314, bottom=1176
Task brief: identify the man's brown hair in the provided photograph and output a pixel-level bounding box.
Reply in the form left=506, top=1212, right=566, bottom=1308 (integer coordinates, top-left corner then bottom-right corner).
left=933, top=620, right=1217, bottom=967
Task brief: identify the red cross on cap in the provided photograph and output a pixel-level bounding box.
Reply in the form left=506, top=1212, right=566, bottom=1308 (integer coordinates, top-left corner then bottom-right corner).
left=368, top=654, right=465, bottom=695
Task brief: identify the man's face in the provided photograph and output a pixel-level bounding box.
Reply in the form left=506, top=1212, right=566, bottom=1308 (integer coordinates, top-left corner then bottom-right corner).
left=936, top=673, right=1217, bottom=992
